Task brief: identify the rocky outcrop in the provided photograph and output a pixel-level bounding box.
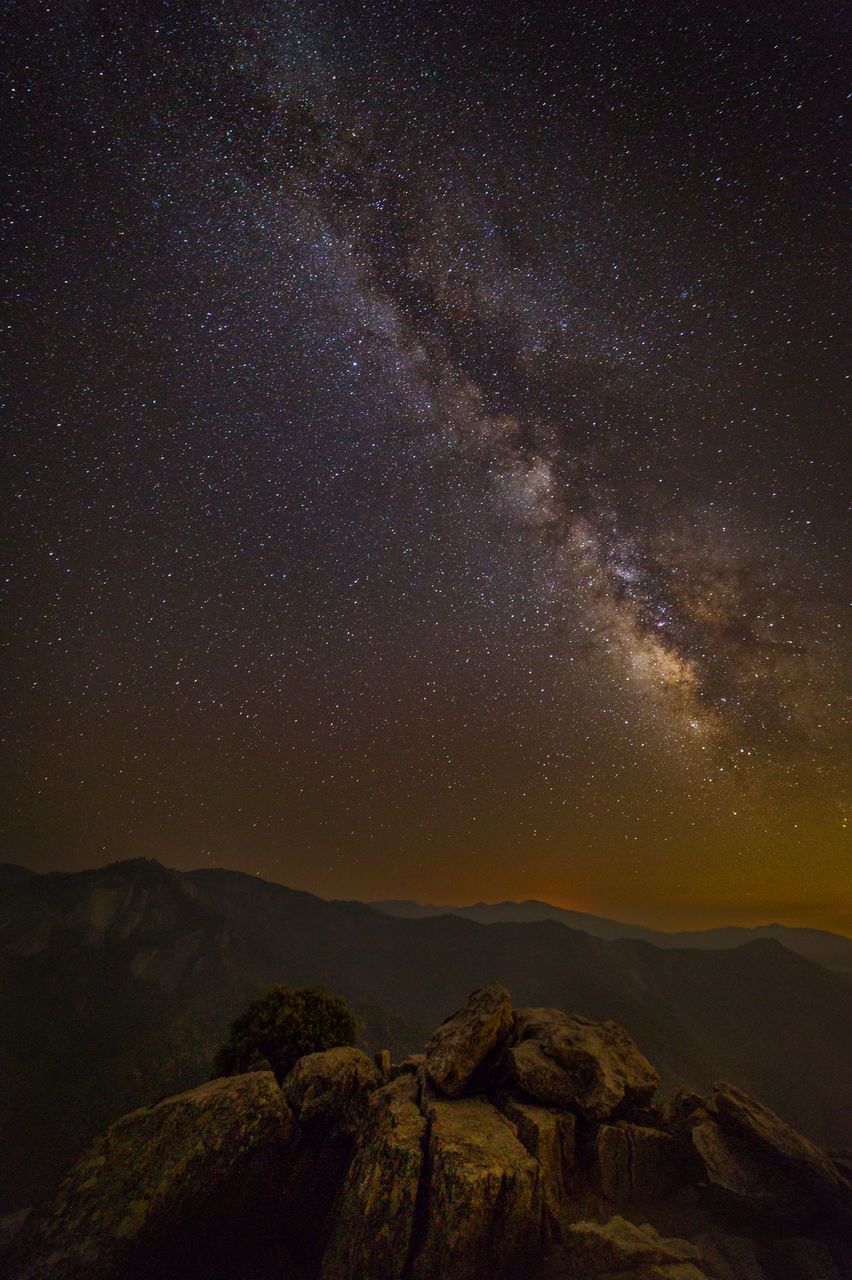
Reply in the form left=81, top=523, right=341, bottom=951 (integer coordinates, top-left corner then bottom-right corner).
left=5, top=983, right=852, bottom=1280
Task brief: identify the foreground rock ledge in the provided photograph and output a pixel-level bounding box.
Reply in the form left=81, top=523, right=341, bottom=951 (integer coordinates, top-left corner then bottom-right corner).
left=3, top=1072, right=297, bottom=1280
left=4, top=984, right=852, bottom=1280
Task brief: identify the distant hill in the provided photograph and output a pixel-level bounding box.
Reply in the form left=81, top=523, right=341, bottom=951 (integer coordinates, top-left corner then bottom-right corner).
left=0, top=860, right=415, bottom=1212
left=2, top=859, right=852, bottom=1214
left=0, top=863, right=39, bottom=889
left=371, top=898, right=852, bottom=975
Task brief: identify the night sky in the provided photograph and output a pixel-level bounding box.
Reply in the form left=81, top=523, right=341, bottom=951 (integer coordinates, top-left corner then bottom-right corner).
left=3, top=1, right=850, bottom=933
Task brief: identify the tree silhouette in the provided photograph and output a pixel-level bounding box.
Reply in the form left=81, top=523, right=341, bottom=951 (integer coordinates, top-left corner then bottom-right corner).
left=214, top=984, right=356, bottom=1085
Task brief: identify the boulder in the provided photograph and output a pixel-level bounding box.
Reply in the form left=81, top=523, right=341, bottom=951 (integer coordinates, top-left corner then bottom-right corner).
left=564, top=1216, right=705, bottom=1276
left=4, top=1072, right=298, bottom=1280
left=509, top=1036, right=579, bottom=1110
left=281, top=1045, right=382, bottom=1134
left=320, top=1074, right=426, bottom=1280
left=424, top=981, right=513, bottom=1096
left=510, top=1009, right=659, bottom=1120
left=410, top=1092, right=546, bottom=1279
left=593, top=1122, right=699, bottom=1204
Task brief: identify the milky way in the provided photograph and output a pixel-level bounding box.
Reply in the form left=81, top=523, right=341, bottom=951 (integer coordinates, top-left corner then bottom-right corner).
left=261, top=31, right=845, bottom=755
left=3, top=1, right=849, bottom=929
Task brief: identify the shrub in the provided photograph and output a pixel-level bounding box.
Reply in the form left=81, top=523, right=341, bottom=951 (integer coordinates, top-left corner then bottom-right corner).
left=214, top=984, right=357, bottom=1084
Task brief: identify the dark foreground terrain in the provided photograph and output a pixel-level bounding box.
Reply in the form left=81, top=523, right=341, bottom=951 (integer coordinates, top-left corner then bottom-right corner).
left=4, top=983, right=852, bottom=1280
left=2, top=859, right=852, bottom=1215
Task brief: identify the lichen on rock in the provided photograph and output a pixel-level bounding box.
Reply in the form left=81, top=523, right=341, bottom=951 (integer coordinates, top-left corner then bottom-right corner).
left=4, top=1072, right=296, bottom=1280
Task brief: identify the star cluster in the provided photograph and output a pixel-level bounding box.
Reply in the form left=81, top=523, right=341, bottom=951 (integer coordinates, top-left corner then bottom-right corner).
left=2, top=0, right=849, bottom=931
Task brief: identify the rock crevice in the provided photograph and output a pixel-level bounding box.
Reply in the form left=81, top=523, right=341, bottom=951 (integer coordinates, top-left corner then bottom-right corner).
left=400, top=1097, right=433, bottom=1280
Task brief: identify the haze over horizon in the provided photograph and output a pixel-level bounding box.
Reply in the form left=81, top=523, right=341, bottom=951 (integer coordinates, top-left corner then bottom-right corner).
left=3, top=1, right=849, bottom=936
left=7, top=856, right=852, bottom=943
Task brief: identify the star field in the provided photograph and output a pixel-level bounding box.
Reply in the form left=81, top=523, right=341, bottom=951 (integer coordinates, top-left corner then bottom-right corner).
left=2, top=0, right=849, bottom=932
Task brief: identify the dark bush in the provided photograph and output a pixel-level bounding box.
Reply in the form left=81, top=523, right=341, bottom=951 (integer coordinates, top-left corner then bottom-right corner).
left=214, top=984, right=356, bottom=1085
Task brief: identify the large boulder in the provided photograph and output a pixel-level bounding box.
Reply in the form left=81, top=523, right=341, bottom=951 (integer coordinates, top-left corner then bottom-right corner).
left=424, top=981, right=513, bottom=1096
left=510, top=1009, right=659, bottom=1120
left=410, top=1092, right=547, bottom=1279
left=689, top=1112, right=804, bottom=1223
left=508, top=1036, right=579, bottom=1110
left=4, top=1072, right=298, bottom=1280
left=320, top=1075, right=426, bottom=1280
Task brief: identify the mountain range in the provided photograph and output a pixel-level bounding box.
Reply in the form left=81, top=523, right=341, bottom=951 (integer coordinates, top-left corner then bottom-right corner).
left=370, top=897, right=852, bottom=974
left=1, top=858, right=851, bottom=1216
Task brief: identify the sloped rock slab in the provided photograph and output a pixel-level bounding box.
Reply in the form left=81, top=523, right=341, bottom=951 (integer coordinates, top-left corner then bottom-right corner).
left=424, top=981, right=513, bottom=1096
left=510, top=1009, right=659, bottom=1120
left=712, top=1083, right=850, bottom=1228
left=713, top=1084, right=841, bottom=1182
left=690, top=1115, right=805, bottom=1224
left=687, top=1083, right=852, bottom=1235
left=5, top=1072, right=297, bottom=1280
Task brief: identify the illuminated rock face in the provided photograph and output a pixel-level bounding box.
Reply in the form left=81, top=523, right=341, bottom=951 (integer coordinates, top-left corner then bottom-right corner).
left=423, top=979, right=513, bottom=1096
left=5, top=986, right=852, bottom=1280
left=508, top=1007, right=660, bottom=1118
left=1, top=1071, right=299, bottom=1280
